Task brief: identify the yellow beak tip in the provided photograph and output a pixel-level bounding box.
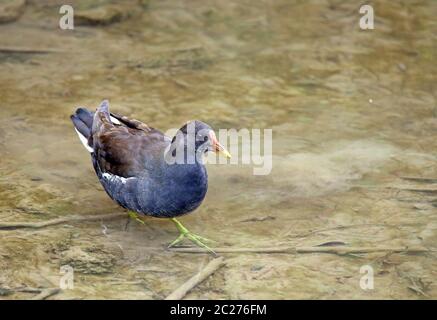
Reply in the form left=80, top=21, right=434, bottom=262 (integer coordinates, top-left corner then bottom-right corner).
left=220, top=150, right=232, bottom=159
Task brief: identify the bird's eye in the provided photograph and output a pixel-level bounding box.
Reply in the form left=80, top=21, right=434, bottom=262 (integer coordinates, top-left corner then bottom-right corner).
left=197, top=134, right=208, bottom=142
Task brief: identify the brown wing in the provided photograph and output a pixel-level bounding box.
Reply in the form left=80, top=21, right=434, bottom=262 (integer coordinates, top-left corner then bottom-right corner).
left=110, top=112, right=153, bottom=132
left=92, top=104, right=169, bottom=178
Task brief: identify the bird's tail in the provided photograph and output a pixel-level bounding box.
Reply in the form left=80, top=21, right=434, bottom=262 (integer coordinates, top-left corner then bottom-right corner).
left=71, top=107, right=94, bottom=153
left=92, top=100, right=115, bottom=133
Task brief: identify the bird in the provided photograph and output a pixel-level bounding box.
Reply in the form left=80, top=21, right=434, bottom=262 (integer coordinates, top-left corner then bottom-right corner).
left=70, top=100, right=231, bottom=255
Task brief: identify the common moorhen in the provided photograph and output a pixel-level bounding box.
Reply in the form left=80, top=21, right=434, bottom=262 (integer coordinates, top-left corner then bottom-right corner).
left=71, top=100, right=231, bottom=254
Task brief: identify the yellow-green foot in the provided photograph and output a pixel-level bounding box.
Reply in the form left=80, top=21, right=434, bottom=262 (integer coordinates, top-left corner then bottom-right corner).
left=128, top=211, right=145, bottom=224
left=168, top=218, right=216, bottom=256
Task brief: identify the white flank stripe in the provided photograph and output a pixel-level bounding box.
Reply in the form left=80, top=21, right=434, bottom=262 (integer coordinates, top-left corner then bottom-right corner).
left=102, top=172, right=132, bottom=184
left=74, top=128, right=94, bottom=153
left=110, top=116, right=121, bottom=125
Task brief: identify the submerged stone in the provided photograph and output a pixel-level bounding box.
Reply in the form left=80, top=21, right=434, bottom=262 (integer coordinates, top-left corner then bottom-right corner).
left=0, top=0, right=26, bottom=24
left=75, top=2, right=140, bottom=26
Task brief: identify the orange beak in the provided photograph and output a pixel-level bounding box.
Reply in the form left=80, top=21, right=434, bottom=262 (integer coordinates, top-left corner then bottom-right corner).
left=209, top=131, right=231, bottom=158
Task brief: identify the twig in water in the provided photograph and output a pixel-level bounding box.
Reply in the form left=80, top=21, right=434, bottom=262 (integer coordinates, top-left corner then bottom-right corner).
left=30, top=288, right=61, bottom=300
left=315, top=241, right=347, bottom=247
left=165, top=256, right=225, bottom=300
left=386, top=186, right=437, bottom=194
left=0, top=286, right=61, bottom=299
left=0, top=212, right=126, bottom=230
left=400, top=176, right=437, bottom=184
left=168, top=246, right=430, bottom=255
left=240, top=216, right=276, bottom=223
left=0, top=46, right=65, bottom=54
left=286, top=223, right=400, bottom=238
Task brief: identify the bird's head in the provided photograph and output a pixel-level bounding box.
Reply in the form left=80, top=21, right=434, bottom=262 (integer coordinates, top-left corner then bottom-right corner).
left=174, top=120, right=231, bottom=160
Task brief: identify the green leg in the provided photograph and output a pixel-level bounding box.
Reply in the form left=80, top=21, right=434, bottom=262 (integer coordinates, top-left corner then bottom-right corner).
left=128, top=211, right=145, bottom=225
left=168, top=218, right=216, bottom=256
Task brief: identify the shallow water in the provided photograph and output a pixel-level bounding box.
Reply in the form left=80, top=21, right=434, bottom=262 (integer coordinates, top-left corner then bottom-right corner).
left=0, top=0, right=436, bottom=299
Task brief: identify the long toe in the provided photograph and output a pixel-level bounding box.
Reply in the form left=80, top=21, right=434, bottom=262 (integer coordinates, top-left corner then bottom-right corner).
left=167, top=233, right=185, bottom=248
left=186, top=233, right=217, bottom=256
left=193, top=234, right=216, bottom=243
left=169, top=218, right=217, bottom=256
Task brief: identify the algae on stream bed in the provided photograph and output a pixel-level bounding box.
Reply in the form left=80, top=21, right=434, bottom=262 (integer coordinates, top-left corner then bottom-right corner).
left=0, top=0, right=436, bottom=299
